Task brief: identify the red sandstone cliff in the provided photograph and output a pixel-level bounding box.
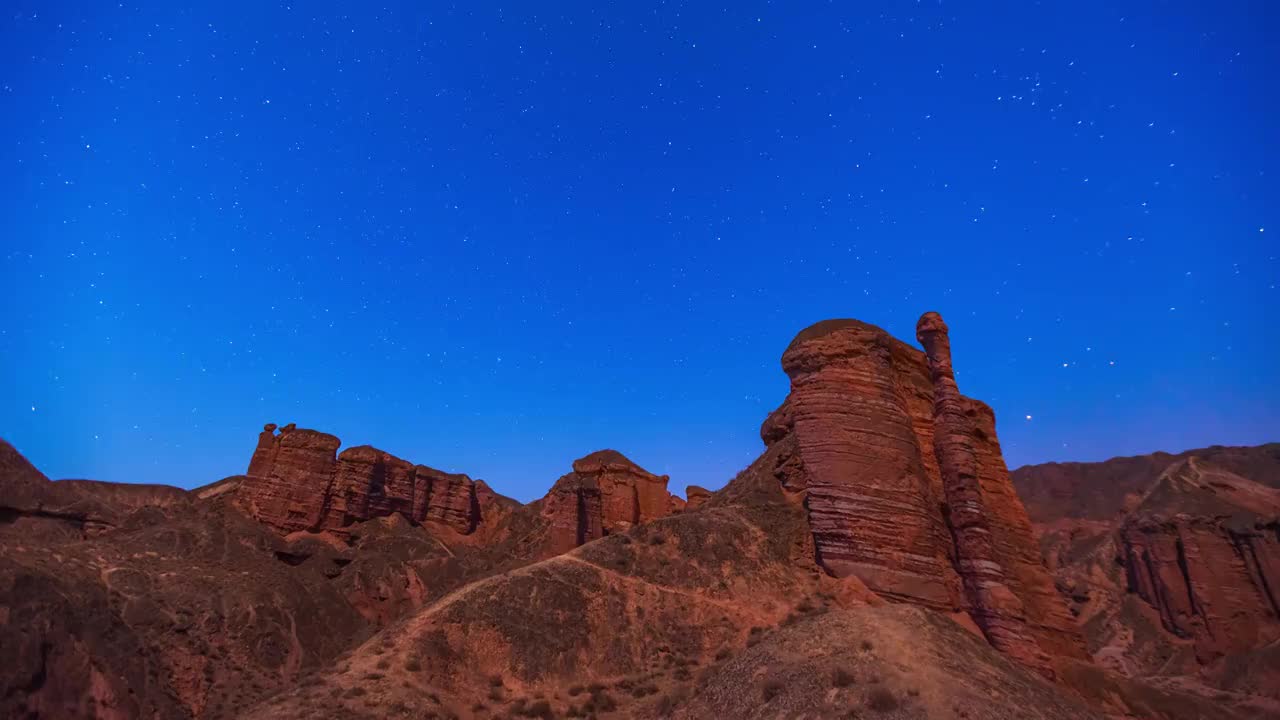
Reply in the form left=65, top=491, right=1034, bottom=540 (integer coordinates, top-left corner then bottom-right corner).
left=684, top=485, right=712, bottom=510
left=539, top=449, right=683, bottom=555
left=769, top=314, right=1087, bottom=673
left=1119, top=458, right=1280, bottom=662
left=236, top=424, right=513, bottom=536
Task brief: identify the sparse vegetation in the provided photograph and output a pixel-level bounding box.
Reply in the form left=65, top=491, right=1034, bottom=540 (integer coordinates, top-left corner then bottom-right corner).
left=832, top=668, right=856, bottom=687
left=630, top=682, right=659, bottom=698
left=515, top=699, right=554, bottom=719
left=656, top=688, right=689, bottom=715
left=583, top=687, right=617, bottom=713
left=860, top=639, right=874, bottom=651
left=867, top=687, right=899, bottom=712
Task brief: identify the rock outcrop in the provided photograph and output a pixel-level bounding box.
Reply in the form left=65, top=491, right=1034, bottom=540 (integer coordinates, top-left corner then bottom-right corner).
left=1021, top=444, right=1280, bottom=705
left=769, top=314, right=1086, bottom=673
left=778, top=319, right=964, bottom=610
left=684, top=485, right=712, bottom=510
left=539, top=449, right=683, bottom=555
left=1118, top=458, right=1280, bottom=663
left=236, top=424, right=510, bottom=536
left=918, top=312, right=1057, bottom=674
left=1, top=439, right=191, bottom=540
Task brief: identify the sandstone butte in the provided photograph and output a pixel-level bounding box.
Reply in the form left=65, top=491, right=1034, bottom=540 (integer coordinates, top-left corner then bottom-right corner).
left=768, top=314, right=1087, bottom=675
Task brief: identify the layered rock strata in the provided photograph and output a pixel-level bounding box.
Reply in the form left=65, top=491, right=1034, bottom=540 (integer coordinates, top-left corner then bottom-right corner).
left=540, top=449, right=683, bottom=555
left=770, top=314, right=1086, bottom=671
left=778, top=319, right=964, bottom=609
left=1118, top=458, right=1280, bottom=663
left=918, top=312, right=1052, bottom=673
left=684, top=485, right=712, bottom=510
left=238, top=424, right=502, bottom=536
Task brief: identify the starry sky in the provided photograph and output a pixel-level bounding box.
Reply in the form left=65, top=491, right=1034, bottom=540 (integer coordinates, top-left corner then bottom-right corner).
left=2, top=2, right=1276, bottom=501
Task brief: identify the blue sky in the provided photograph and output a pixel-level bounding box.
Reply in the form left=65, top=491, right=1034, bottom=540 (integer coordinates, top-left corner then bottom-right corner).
left=2, top=1, right=1276, bottom=501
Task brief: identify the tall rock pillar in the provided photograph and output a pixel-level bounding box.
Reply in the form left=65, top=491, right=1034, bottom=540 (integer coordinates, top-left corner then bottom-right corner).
left=916, top=312, right=1053, bottom=676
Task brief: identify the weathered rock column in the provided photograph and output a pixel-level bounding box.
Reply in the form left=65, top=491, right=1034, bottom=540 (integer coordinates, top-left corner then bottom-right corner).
left=246, top=423, right=279, bottom=477
left=916, top=312, right=1052, bottom=676
left=781, top=320, right=962, bottom=609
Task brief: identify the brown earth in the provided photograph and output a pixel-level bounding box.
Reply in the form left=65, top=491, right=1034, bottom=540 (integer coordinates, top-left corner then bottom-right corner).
left=2, top=312, right=1268, bottom=719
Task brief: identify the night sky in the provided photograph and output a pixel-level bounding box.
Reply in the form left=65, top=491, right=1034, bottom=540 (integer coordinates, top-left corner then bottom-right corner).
left=2, top=2, right=1275, bottom=501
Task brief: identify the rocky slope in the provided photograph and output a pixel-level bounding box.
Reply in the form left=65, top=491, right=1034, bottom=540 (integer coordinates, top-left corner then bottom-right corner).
left=1013, top=443, right=1280, bottom=523
left=1, top=312, right=1265, bottom=719
left=1016, top=445, right=1280, bottom=716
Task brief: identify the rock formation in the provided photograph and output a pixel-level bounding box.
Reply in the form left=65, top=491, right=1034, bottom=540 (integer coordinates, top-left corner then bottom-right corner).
left=1020, top=444, right=1280, bottom=704
left=684, top=485, right=712, bottom=510
left=918, top=312, right=1052, bottom=673
left=539, top=449, right=683, bottom=555
left=778, top=319, right=964, bottom=610
left=236, top=424, right=508, bottom=536
left=5, top=310, right=1272, bottom=719
left=1118, top=458, right=1280, bottom=663
left=770, top=314, right=1086, bottom=673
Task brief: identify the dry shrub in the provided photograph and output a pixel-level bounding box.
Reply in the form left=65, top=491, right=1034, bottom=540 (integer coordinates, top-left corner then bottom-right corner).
left=867, top=687, right=898, bottom=712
